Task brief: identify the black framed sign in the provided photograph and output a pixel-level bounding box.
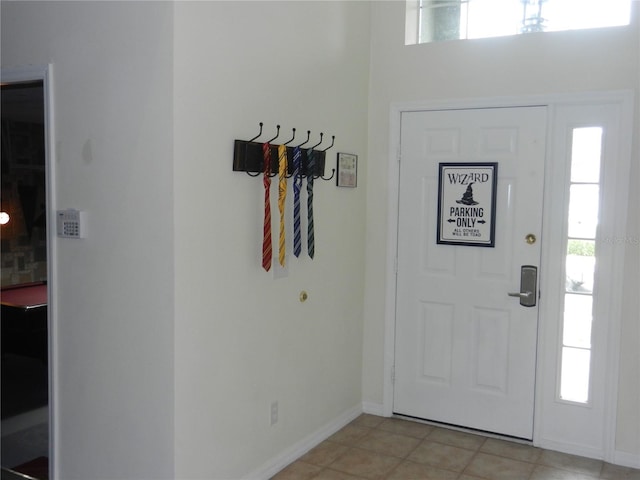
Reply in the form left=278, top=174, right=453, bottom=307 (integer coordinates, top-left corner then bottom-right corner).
left=437, top=162, right=498, bottom=247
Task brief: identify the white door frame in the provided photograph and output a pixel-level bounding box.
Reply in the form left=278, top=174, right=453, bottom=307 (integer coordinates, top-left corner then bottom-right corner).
left=383, top=91, right=634, bottom=463
left=1, top=64, right=58, bottom=478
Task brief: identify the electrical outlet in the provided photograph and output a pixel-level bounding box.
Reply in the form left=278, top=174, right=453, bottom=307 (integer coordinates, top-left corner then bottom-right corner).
left=270, top=401, right=278, bottom=426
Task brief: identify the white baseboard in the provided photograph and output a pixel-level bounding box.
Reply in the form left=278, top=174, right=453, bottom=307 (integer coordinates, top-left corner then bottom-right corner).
left=536, top=437, right=605, bottom=461
left=537, top=437, right=640, bottom=469
left=361, top=401, right=385, bottom=417
left=243, top=404, right=363, bottom=480
left=613, top=450, right=640, bottom=469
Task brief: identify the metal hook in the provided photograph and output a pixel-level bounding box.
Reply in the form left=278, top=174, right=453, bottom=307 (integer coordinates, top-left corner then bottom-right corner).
left=296, top=130, right=311, bottom=148
left=245, top=123, right=275, bottom=177
left=244, top=122, right=264, bottom=177
left=283, top=128, right=296, bottom=146
left=283, top=129, right=300, bottom=178
left=305, top=133, right=324, bottom=179
left=310, top=132, right=324, bottom=150
left=321, top=135, right=335, bottom=152
left=318, top=135, right=336, bottom=180
left=266, top=125, right=280, bottom=144
left=263, top=125, right=284, bottom=177
left=320, top=168, right=336, bottom=181
left=249, top=122, right=263, bottom=142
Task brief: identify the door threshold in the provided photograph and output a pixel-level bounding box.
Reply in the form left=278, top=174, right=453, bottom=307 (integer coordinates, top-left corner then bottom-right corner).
left=392, top=412, right=533, bottom=445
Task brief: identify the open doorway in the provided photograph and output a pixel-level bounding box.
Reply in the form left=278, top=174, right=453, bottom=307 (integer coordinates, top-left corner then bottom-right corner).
left=1, top=80, right=50, bottom=480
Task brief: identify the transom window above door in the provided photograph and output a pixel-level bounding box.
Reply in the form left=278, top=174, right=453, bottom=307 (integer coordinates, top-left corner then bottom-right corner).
left=406, top=0, right=632, bottom=45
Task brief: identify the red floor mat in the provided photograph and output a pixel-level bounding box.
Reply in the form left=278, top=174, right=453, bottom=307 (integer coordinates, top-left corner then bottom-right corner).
left=12, top=456, right=48, bottom=480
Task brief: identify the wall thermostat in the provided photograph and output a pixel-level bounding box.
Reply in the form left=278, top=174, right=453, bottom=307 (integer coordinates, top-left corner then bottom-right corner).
left=56, top=209, right=86, bottom=238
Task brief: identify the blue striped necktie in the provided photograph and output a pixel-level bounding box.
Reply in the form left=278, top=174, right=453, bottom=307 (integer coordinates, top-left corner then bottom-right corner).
left=292, top=146, right=302, bottom=257
left=306, top=148, right=315, bottom=259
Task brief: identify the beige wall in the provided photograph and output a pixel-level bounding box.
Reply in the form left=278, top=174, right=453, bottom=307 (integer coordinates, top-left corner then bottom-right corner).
left=173, top=2, right=370, bottom=478
left=2, top=0, right=638, bottom=477
left=364, top=0, right=640, bottom=460
left=1, top=2, right=175, bottom=478
left=616, top=14, right=640, bottom=455
left=2, top=1, right=371, bottom=477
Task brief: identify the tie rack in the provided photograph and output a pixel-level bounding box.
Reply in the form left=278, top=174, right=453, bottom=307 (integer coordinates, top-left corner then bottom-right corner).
left=232, top=123, right=336, bottom=180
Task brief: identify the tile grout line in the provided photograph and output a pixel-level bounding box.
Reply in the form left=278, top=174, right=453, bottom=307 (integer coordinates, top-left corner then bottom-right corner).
left=378, top=425, right=432, bottom=480
left=456, top=436, right=489, bottom=480
left=272, top=415, right=640, bottom=480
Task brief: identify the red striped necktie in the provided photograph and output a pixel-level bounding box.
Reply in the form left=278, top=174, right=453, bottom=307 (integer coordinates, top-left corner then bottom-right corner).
left=262, top=143, right=272, bottom=271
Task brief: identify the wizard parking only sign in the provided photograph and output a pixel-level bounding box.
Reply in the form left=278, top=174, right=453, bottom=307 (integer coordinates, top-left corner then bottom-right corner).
left=437, top=162, right=498, bottom=247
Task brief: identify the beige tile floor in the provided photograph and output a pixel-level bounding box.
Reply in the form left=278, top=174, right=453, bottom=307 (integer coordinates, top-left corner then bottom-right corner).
left=271, top=414, right=640, bottom=480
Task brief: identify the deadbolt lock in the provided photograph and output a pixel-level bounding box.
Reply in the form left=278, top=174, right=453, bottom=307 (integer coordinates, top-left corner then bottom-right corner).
left=525, top=233, right=537, bottom=245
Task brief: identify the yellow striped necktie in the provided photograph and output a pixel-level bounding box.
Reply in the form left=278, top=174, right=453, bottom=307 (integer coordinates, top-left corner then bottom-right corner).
left=278, top=144, right=287, bottom=266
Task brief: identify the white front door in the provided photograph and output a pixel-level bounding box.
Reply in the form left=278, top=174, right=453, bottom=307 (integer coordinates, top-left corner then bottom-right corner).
left=393, top=106, right=547, bottom=439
